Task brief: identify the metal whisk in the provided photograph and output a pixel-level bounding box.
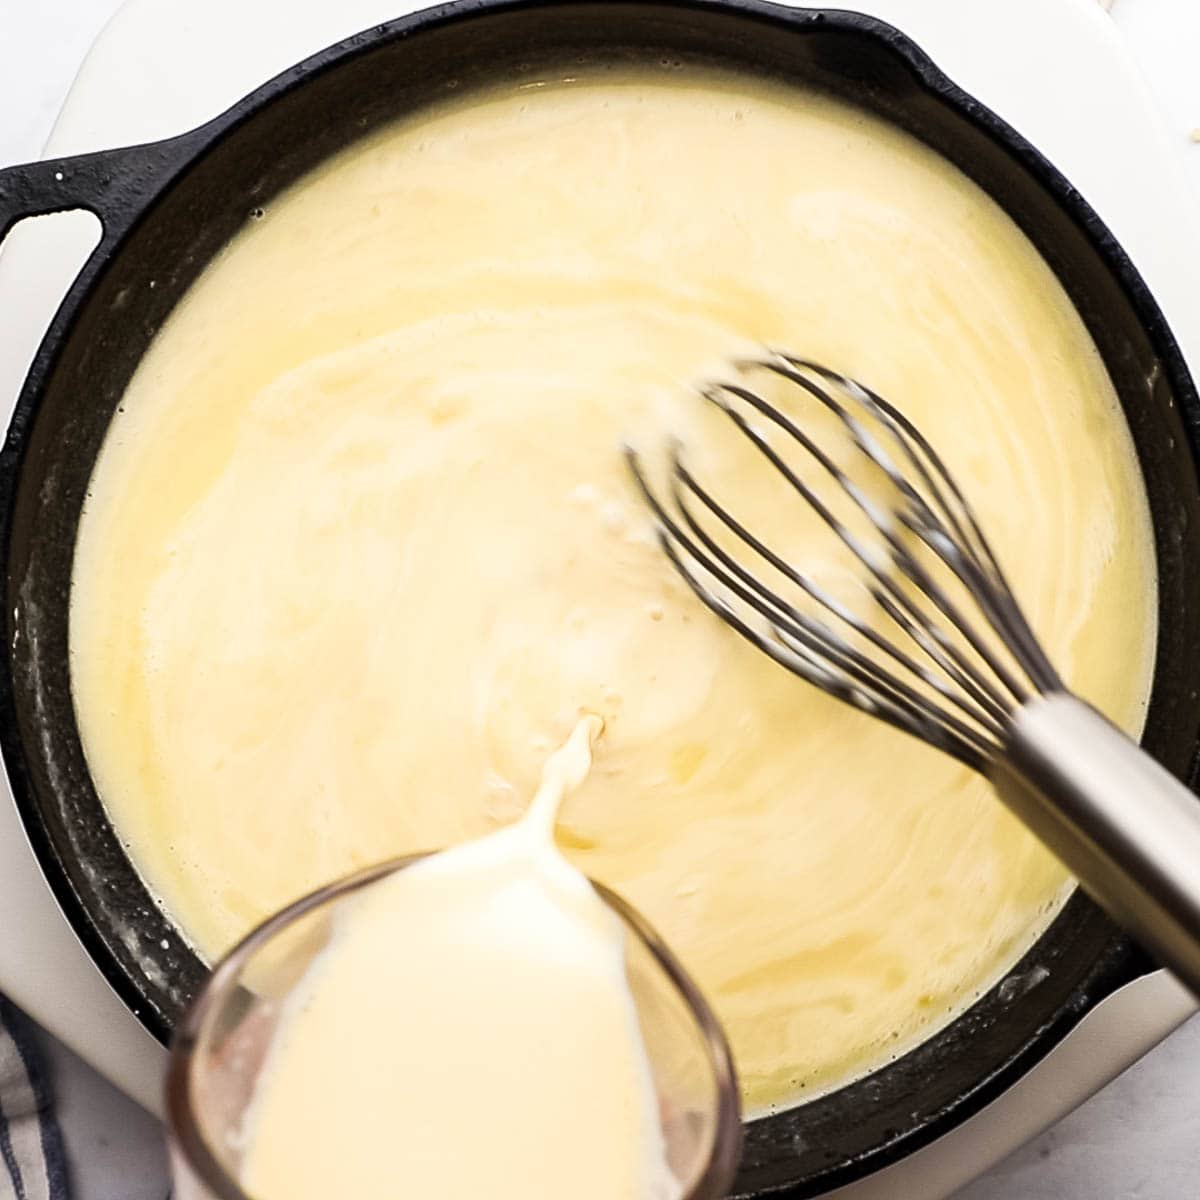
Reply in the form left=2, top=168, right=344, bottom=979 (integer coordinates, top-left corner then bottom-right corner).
left=628, top=350, right=1200, bottom=997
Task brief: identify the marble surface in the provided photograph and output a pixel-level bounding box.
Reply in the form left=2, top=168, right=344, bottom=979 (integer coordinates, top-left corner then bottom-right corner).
left=3, top=1, right=1200, bottom=1198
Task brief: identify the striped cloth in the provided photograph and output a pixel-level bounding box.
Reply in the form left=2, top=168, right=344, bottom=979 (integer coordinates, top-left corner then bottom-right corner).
left=0, top=997, right=66, bottom=1200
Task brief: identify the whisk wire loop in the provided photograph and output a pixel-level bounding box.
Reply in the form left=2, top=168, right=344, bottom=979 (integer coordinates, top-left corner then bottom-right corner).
left=628, top=352, right=1062, bottom=768
left=700, top=375, right=1022, bottom=724
left=671, top=450, right=1010, bottom=739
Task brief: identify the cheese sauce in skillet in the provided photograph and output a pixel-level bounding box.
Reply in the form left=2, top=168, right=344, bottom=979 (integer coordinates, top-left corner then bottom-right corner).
left=70, top=68, right=1157, bottom=1112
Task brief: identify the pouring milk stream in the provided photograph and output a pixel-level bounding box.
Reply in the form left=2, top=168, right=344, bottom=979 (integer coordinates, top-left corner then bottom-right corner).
left=239, top=716, right=683, bottom=1200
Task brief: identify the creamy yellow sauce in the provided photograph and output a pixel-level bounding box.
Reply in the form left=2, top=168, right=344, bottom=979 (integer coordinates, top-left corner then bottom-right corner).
left=242, top=717, right=680, bottom=1200
left=70, top=68, right=1157, bottom=1112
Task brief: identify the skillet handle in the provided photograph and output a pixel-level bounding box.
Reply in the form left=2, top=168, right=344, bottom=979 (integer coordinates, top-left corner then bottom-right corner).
left=992, top=693, right=1200, bottom=999
left=0, top=135, right=196, bottom=244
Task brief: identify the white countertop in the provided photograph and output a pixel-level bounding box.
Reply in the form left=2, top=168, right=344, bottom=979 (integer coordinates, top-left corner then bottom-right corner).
left=3, top=2, right=1200, bottom=1198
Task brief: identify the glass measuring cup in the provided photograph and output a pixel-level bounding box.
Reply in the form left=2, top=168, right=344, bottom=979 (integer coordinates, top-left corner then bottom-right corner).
left=165, top=854, right=743, bottom=1200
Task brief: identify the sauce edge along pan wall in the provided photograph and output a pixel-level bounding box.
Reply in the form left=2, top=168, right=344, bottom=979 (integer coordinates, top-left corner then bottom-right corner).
left=0, top=2, right=1197, bottom=1195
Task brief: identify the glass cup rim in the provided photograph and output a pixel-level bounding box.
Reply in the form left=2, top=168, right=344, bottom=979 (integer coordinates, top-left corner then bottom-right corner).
left=165, top=852, right=744, bottom=1200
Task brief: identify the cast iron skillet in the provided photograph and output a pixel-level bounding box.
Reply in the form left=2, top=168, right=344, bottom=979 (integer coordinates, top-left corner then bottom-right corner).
left=1, top=1, right=1198, bottom=1195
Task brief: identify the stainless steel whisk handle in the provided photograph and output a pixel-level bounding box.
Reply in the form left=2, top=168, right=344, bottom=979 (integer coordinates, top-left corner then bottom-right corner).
left=993, top=693, right=1200, bottom=998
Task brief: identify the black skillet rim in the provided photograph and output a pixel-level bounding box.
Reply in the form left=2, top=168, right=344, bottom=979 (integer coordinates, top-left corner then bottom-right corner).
left=0, top=2, right=1196, bottom=1196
